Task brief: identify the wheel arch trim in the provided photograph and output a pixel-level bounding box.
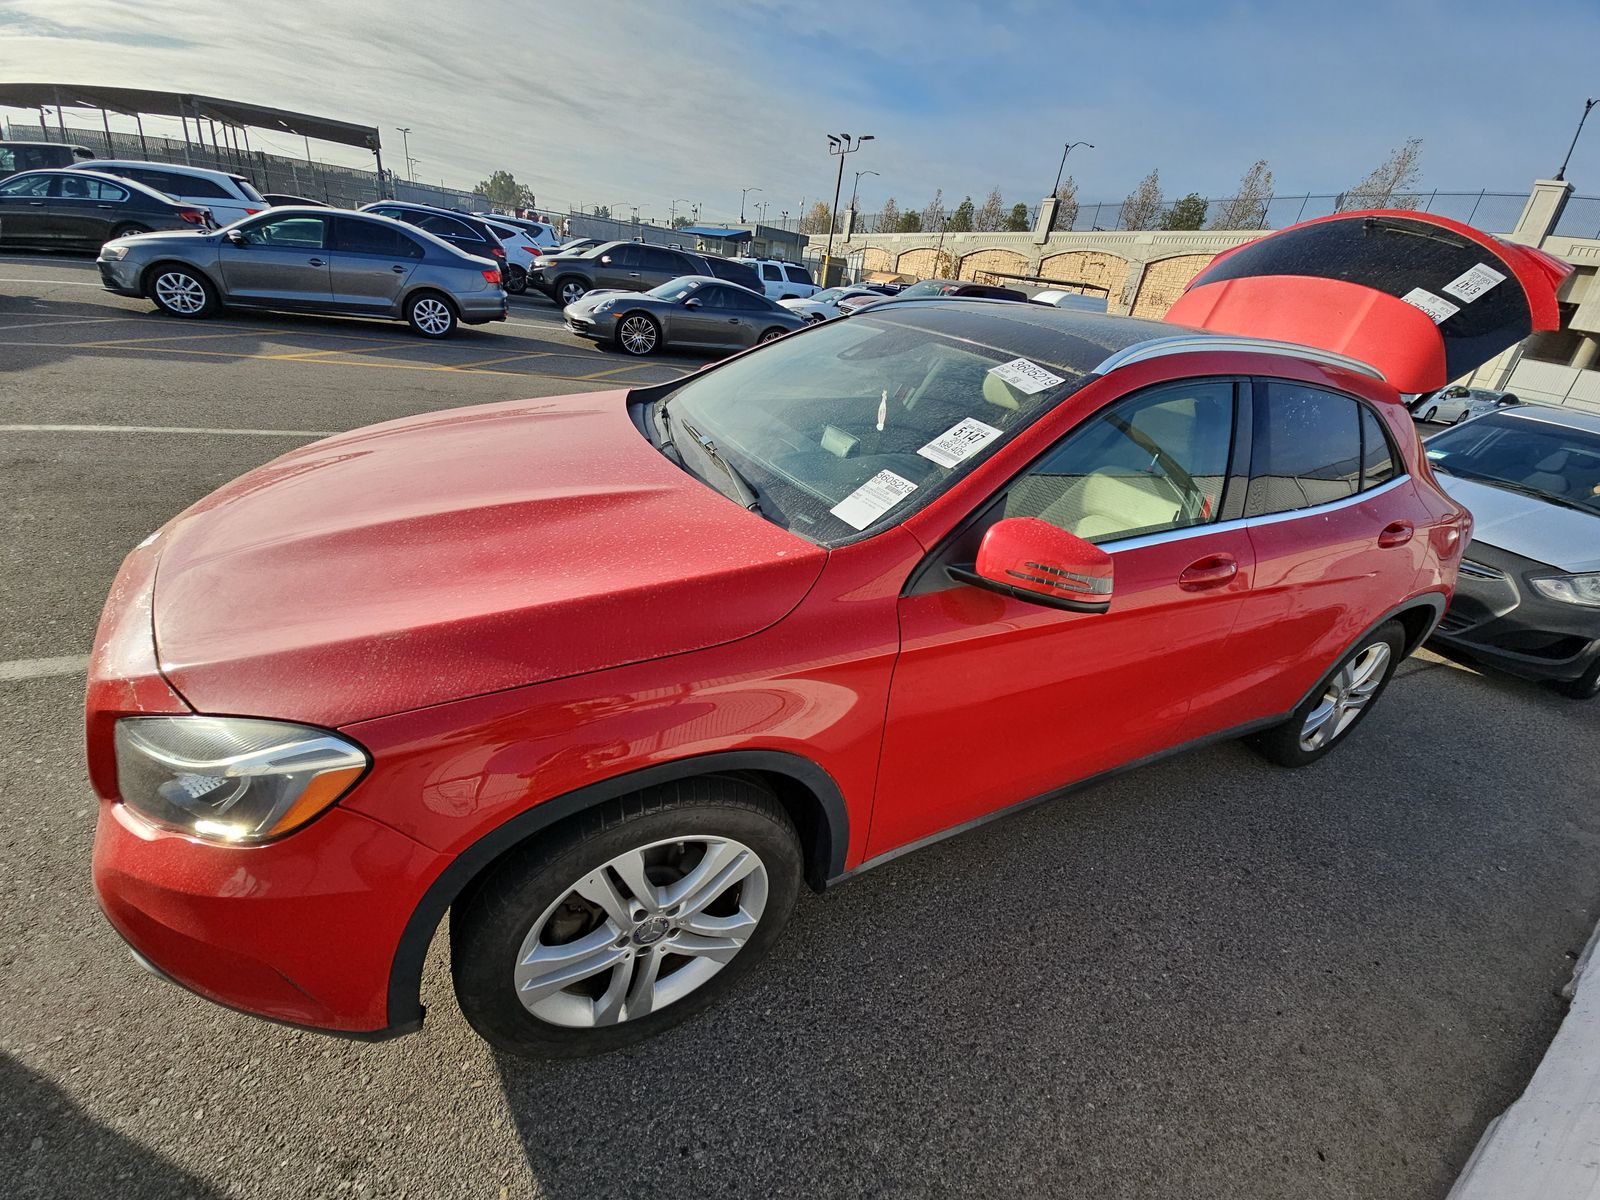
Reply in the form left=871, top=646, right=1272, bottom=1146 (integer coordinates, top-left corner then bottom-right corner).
left=383, top=749, right=849, bottom=1031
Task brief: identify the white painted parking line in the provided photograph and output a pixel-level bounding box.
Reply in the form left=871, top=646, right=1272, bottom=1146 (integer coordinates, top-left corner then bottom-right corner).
left=1, top=424, right=335, bottom=437
left=0, top=655, right=90, bottom=682
left=0, top=317, right=131, bottom=332
left=0, top=276, right=103, bottom=286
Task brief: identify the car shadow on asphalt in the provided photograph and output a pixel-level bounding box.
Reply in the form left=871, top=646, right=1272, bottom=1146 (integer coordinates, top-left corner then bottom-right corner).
left=0, top=1051, right=226, bottom=1200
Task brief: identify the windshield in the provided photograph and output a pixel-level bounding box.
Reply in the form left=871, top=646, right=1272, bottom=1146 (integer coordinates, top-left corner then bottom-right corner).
left=647, top=278, right=705, bottom=302
left=1426, top=413, right=1600, bottom=512
left=658, top=308, right=1089, bottom=544
left=898, top=280, right=955, bottom=299
left=810, top=288, right=846, bottom=304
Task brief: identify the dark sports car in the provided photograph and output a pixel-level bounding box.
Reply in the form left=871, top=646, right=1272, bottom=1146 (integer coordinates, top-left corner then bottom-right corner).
left=563, top=275, right=806, bottom=355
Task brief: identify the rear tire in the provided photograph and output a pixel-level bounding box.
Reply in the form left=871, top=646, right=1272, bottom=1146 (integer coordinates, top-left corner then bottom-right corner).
left=759, top=327, right=787, bottom=344
left=505, top=264, right=528, bottom=295
left=147, top=263, right=218, bottom=319
left=450, top=777, right=802, bottom=1059
left=1248, top=621, right=1406, bottom=767
left=406, top=290, right=458, bottom=338
left=110, top=223, right=150, bottom=240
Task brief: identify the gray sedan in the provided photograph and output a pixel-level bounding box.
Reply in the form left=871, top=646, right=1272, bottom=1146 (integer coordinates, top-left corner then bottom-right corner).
left=96, top=208, right=507, bottom=337
left=564, top=276, right=806, bottom=356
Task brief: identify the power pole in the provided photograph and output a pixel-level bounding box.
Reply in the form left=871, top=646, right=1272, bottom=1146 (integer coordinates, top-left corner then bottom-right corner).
left=824, top=134, right=874, bottom=282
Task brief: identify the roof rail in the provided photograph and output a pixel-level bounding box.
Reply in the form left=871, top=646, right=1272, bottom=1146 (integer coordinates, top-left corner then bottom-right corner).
left=1092, top=334, right=1386, bottom=382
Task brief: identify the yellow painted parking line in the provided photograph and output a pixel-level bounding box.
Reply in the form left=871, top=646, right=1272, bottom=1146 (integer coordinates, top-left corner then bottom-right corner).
left=440, top=351, right=558, bottom=371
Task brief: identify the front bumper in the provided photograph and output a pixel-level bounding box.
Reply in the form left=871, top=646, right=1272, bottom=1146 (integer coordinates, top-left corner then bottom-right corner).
left=564, top=311, right=605, bottom=341
left=1430, top=541, right=1600, bottom=683
left=93, top=797, right=443, bottom=1036
left=97, top=257, right=144, bottom=297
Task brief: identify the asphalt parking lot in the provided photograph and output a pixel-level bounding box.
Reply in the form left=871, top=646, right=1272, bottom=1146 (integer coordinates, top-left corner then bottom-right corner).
left=3, top=253, right=1599, bottom=1200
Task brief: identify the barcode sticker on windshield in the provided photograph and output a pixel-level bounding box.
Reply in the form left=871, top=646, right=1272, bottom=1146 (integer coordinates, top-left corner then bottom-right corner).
left=918, top=417, right=1003, bottom=468
left=988, top=358, right=1066, bottom=395
left=830, top=470, right=918, bottom=530
left=1401, top=288, right=1460, bottom=324
left=1441, top=263, right=1507, bottom=304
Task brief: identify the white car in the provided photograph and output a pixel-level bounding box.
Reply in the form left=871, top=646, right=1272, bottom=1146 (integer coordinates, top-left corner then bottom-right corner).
left=736, top=257, right=820, bottom=301
left=479, top=217, right=561, bottom=295
left=779, top=285, right=887, bottom=322
left=65, top=159, right=267, bottom=226
left=1031, top=288, right=1108, bottom=312
left=1412, top=385, right=1522, bottom=425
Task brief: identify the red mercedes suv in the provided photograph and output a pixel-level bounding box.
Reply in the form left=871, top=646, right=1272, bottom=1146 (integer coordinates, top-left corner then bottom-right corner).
left=87, top=213, right=1568, bottom=1058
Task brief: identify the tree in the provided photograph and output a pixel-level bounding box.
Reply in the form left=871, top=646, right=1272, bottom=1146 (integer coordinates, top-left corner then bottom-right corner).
left=971, top=187, right=1005, bottom=233
left=1120, top=168, right=1164, bottom=231
left=1160, top=192, right=1209, bottom=230
left=1340, top=137, right=1424, bottom=210
left=920, top=188, right=946, bottom=233
left=1005, top=202, right=1030, bottom=232
left=671, top=215, right=692, bottom=229
left=877, top=196, right=901, bottom=234
left=948, top=195, right=976, bottom=232
left=1055, top=175, right=1079, bottom=231
left=800, top=200, right=834, bottom=235
left=1210, top=159, right=1274, bottom=229
left=475, top=170, right=534, bottom=211
left=895, top=210, right=923, bottom=233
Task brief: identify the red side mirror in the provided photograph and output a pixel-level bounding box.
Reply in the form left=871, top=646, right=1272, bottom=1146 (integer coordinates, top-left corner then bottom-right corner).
left=948, top=517, right=1114, bottom=613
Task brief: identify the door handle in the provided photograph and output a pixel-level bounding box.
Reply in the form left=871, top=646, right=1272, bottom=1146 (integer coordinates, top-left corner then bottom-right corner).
left=391, top=264, right=406, bottom=273
left=728, top=318, right=741, bottom=324
left=627, top=272, right=640, bottom=278
left=1378, top=521, right=1414, bottom=548
left=27, top=201, right=45, bottom=206
left=96, top=204, right=115, bottom=210
left=1178, top=553, right=1239, bottom=591
left=307, top=257, right=326, bottom=267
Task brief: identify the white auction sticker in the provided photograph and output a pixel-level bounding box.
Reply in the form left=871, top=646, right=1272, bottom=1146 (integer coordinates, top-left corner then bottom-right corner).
left=987, top=357, right=1067, bottom=395
left=1400, top=287, right=1460, bottom=324
left=918, top=417, right=1003, bottom=468
left=829, top=469, right=918, bottom=530
left=1440, top=262, right=1506, bottom=304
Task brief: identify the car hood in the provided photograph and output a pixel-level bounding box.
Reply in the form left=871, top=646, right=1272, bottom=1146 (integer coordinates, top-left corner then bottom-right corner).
left=1435, top=473, right=1600, bottom=571
left=149, top=392, right=827, bottom=726
left=111, top=228, right=215, bottom=249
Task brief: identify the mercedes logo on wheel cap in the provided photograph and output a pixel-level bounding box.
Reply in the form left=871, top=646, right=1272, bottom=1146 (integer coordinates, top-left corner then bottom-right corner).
left=632, top=916, right=671, bottom=945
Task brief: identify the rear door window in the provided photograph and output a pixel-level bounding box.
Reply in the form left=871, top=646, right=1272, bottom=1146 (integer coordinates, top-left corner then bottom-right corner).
left=415, top=213, right=482, bottom=243
left=335, top=217, right=423, bottom=258
left=1246, top=383, right=1362, bottom=516
left=168, top=175, right=231, bottom=199
left=636, top=246, right=684, bottom=272
left=761, top=263, right=782, bottom=281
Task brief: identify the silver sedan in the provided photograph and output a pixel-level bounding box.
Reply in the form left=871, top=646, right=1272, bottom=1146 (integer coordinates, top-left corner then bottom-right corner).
left=96, top=208, right=507, bottom=338
left=564, top=276, right=807, bottom=356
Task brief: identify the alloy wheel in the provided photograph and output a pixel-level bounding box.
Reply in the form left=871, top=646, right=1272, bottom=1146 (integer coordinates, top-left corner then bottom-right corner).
left=412, top=296, right=452, bottom=335
left=760, top=329, right=784, bottom=343
left=155, top=271, right=206, bottom=314
left=1299, top=642, right=1392, bottom=751
left=619, top=315, right=657, bottom=355
left=513, top=836, right=768, bottom=1028
left=559, top=280, right=587, bottom=305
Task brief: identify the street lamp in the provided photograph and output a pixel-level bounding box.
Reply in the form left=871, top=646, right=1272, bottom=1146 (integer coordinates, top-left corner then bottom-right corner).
left=1556, top=98, right=1598, bottom=182
left=741, top=186, right=762, bottom=223
left=395, top=127, right=413, bottom=181
left=670, top=198, right=693, bottom=225
left=824, top=133, right=874, bottom=276
left=1048, top=140, right=1093, bottom=232
left=849, top=169, right=879, bottom=213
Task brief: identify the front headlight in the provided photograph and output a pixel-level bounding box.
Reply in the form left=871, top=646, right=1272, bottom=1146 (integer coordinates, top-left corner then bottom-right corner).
left=591, top=298, right=614, bottom=314
left=113, top=716, right=369, bottom=845
left=101, top=246, right=129, bottom=260
left=1530, top=572, right=1600, bottom=609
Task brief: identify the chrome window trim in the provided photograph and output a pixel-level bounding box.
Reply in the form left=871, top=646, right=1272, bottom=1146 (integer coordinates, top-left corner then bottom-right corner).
left=1099, top=476, right=1410, bottom=554
left=1094, top=335, right=1386, bottom=382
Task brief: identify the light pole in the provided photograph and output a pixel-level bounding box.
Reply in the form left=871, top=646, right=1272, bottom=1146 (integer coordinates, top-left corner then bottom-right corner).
left=670, top=198, right=692, bottom=226
left=755, top=201, right=770, bottom=223
left=1556, top=98, right=1598, bottom=182
left=849, top=169, right=879, bottom=213
left=1048, top=140, right=1093, bottom=232
left=395, top=127, right=413, bottom=181
left=824, top=133, right=874, bottom=280
left=741, top=186, right=761, bottom=223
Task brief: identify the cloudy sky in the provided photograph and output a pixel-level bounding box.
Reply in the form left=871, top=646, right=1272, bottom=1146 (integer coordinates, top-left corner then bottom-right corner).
left=3, top=0, right=1598, bottom=223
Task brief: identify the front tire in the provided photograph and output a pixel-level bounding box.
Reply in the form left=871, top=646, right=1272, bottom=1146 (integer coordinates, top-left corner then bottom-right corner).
left=1453, top=410, right=1471, bottom=425
left=616, top=312, right=660, bottom=356
left=406, top=290, right=458, bottom=338
left=450, top=778, right=802, bottom=1059
left=1556, top=659, right=1600, bottom=700
left=1248, top=621, right=1406, bottom=767
left=556, top=276, right=588, bottom=306
left=1421, top=406, right=1439, bottom=422
left=147, top=264, right=218, bottom=319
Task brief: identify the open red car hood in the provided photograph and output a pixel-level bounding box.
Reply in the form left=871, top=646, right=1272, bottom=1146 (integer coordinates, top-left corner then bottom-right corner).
left=150, top=393, right=826, bottom=726
left=1165, top=210, right=1572, bottom=393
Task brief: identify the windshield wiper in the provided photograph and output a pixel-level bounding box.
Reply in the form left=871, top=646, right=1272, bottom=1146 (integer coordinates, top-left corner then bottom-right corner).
left=677, top=418, right=764, bottom=513
left=1457, top=470, right=1599, bottom=515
